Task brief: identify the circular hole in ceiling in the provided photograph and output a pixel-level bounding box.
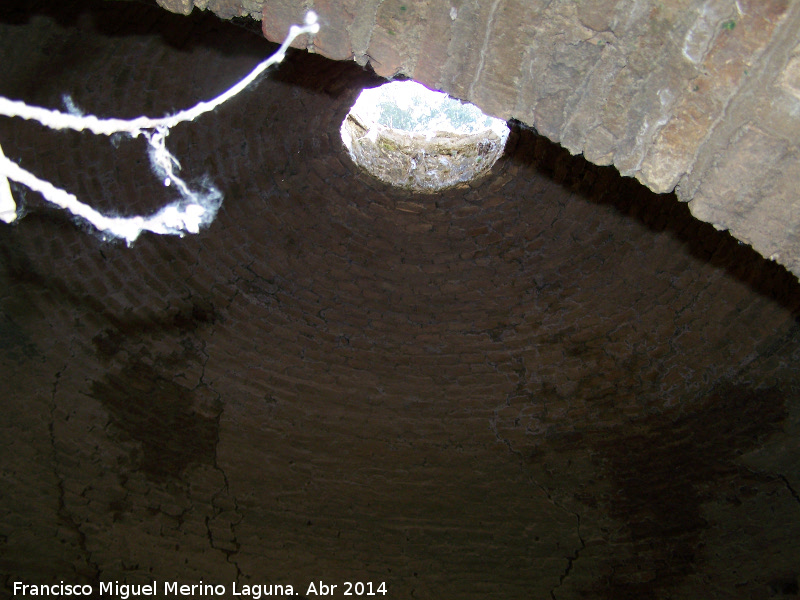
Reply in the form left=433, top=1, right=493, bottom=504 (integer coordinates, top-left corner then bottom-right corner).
left=340, top=80, right=509, bottom=192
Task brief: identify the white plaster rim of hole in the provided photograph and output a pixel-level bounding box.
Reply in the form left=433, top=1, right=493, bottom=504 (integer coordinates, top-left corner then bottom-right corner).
left=340, top=81, right=509, bottom=192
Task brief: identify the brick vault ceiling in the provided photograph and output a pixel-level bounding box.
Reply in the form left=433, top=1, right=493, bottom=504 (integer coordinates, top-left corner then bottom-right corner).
left=1, top=1, right=799, bottom=599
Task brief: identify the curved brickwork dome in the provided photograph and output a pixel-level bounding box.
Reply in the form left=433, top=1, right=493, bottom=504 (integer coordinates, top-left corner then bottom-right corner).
left=1, top=1, right=799, bottom=599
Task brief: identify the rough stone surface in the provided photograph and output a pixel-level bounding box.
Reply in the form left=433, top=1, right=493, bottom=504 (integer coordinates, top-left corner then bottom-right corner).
left=341, top=113, right=507, bottom=192
left=2, top=1, right=800, bottom=599
left=153, top=0, right=800, bottom=277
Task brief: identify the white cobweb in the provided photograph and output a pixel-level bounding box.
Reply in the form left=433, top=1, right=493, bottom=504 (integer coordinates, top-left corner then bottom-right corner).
left=0, top=11, right=320, bottom=244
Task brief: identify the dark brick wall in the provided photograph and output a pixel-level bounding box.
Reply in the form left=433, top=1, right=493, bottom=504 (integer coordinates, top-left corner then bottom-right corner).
left=1, top=1, right=799, bottom=598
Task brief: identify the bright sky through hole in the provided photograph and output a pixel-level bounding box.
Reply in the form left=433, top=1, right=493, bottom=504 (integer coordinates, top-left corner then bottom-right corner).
left=351, top=81, right=509, bottom=139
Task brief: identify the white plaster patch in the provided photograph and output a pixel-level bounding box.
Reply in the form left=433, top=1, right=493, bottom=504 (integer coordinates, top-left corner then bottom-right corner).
left=682, top=0, right=737, bottom=64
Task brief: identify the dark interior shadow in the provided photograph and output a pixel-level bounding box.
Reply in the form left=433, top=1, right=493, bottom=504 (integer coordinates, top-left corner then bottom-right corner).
left=501, top=121, right=800, bottom=312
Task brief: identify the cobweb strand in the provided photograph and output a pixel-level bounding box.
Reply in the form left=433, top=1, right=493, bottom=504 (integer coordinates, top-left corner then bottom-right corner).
left=0, top=11, right=319, bottom=242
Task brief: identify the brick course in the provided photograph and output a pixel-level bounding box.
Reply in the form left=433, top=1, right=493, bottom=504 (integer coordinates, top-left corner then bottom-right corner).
left=1, top=1, right=800, bottom=598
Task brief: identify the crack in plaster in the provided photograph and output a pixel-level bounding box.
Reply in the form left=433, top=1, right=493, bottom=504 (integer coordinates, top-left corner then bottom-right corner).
left=488, top=356, right=588, bottom=599
left=550, top=513, right=586, bottom=600
left=206, top=471, right=245, bottom=582
left=779, top=474, right=800, bottom=508
left=49, top=365, right=101, bottom=582
left=203, top=365, right=245, bottom=583
left=489, top=355, right=526, bottom=456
